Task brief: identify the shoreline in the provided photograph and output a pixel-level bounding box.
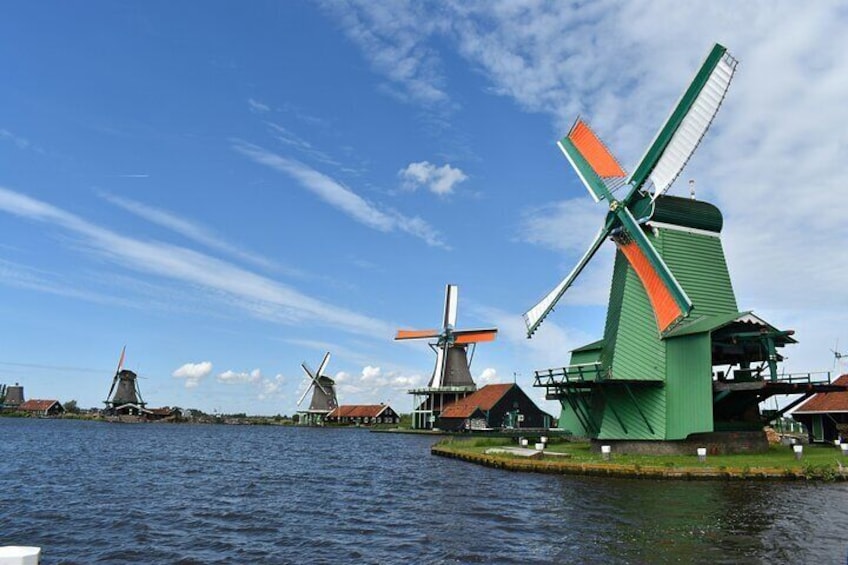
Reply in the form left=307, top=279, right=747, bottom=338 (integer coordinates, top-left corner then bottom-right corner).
left=431, top=442, right=848, bottom=482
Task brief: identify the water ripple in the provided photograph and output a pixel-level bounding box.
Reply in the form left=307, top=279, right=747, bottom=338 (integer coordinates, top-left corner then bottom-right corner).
left=2, top=419, right=848, bottom=563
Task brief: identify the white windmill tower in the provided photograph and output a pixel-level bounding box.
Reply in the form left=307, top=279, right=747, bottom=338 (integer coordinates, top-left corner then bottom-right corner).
left=296, top=352, right=338, bottom=426
left=395, top=284, right=498, bottom=429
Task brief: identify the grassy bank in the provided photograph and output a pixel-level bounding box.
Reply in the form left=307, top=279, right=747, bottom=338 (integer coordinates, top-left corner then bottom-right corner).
left=432, top=437, right=848, bottom=481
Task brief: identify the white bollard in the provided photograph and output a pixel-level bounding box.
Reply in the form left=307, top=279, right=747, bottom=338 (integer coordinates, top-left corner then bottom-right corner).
left=540, top=436, right=548, bottom=444
left=534, top=442, right=545, bottom=451
left=841, top=444, right=848, bottom=457
left=697, top=447, right=707, bottom=463
left=601, top=445, right=611, bottom=461
left=0, top=546, right=41, bottom=565
left=793, top=444, right=804, bottom=460
left=520, top=438, right=528, bottom=447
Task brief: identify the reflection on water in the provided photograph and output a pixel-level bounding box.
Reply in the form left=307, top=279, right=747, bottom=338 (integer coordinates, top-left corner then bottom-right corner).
left=1, top=419, right=846, bottom=564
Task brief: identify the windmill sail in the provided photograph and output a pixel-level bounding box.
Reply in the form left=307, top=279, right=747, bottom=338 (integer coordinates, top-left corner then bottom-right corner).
left=558, top=118, right=628, bottom=202
left=628, top=44, right=738, bottom=200
left=524, top=226, right=609, bottom=336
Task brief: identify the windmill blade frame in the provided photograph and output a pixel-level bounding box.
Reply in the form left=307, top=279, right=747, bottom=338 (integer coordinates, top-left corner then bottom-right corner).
left=524, top=226, right=610, bottom=336
left=395, top=329, right=441, bottom=340
left=613, top=205, right=692, bottom=332
left=626, top=43, right=738, bottom=202
left=317, top=352, right=331, bottom=380
left=443, top=284, right=458, bottom=329
left=453, top=328, right=498, bottom=344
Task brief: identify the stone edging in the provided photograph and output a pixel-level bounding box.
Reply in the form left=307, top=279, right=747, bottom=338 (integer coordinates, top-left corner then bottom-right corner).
left=431, top=445, right=848, bottom=481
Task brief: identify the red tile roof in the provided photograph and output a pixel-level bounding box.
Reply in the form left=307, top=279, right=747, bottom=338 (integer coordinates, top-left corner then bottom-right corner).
left=439, top=383, right=514, bottom=419
left=328, top=405, right=391, bottom=418
left=18, top=399, right=61, bottom=412
left=794, top=375, right=848, bottom=413
left=439, top=403, right=485, bottom=419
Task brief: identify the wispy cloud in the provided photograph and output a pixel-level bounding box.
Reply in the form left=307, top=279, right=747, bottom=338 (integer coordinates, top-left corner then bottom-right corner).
left=233, top=141, right=449, bottom=248
left=100, top=192, right=277, bottom=271
left=266, top=122, right=341, bottom=167
left=1, top=128, right=42, bottom=152
left=319, top=1, right=450, bottom=108
left=248, top=98, right=270, bottom=113
left=0, top=186, right=396, bottom=338
left=399, top=161, right=467, bottom=196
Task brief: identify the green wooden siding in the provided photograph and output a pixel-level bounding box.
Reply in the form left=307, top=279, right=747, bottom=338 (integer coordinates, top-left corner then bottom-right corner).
left=571, top=346, right=603, bottom=366
left=603, top=238, right=666, bottom=381
left=596, top=384, right=666, bottom=440
left=665, top=334, right=714, bottom=439
left=660, top=229, right=738, bottom=317
left=557, top=399, right=590, bottom=436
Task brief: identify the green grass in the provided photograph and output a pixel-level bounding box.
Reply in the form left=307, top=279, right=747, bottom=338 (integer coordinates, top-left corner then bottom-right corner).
left=435, top=437, right=848, bottom=480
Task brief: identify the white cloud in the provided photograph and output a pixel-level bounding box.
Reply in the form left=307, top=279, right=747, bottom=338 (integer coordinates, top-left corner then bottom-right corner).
left=233, top=141, right=448, bottom=248
left=259, top=374, right=286, bottom=400
left=218, top=368, right=262, bottom=384
left=361, top=365, right=382, bottom=382
left=173, top=361, right=213, bottom=389
left=0, top=186, right=396, bottom=338
left=477, top=367, right=499, bottom=385
left=399, top=161, right=468, bottom=195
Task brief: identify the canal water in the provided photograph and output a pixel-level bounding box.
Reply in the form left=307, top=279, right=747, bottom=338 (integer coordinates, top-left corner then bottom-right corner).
left=1, top=418, right=846, bottom=564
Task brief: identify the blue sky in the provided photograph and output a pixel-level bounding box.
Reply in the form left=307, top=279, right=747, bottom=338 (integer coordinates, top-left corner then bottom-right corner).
left=2, top=1, right=846, bottom=415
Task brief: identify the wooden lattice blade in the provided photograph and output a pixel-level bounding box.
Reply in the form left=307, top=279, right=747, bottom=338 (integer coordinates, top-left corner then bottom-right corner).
left=443, top=284, right=458, bottom=328
left=627, top=43, right=737, bottom=201
left=614, top=205, right=692, bottom=332
left=453, top=328, right=498, bottom=344
left=395, top=329, right=440, bottom=340
left=558, top=118, right=628, bottom=203
left=524, top=226, right=610, bottom=337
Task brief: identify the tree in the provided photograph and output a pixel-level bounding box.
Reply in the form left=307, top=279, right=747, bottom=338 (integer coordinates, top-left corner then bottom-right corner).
left=64, top=400, right=79, bottom=414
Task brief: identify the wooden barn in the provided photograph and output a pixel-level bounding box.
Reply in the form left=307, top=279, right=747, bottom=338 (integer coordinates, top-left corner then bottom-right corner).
left=435, top=383, right=552, bottom=432
left=325, top=404, right=400, bottom=426
left=792, top=374, right=848, bottom=443
left=17, top=399, right=64, bottom=417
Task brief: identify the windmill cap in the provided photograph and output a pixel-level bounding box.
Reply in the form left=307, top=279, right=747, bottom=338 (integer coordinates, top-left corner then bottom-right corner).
left=652, top=195, right=723, bottom=232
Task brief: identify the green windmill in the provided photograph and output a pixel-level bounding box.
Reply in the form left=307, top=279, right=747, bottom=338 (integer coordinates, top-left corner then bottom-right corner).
left=526, top=44, right=842, bottom=447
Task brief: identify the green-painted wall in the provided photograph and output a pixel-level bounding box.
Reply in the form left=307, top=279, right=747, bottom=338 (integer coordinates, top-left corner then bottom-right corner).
left=557, top=401, right=589, bottom=435
left=596, top=385, right=666, bottom=440
left=603, top=247, right=666, bottom=381
left=661, top=229, right=738, bottom=317
left=665, top=333, right=714, bottom=439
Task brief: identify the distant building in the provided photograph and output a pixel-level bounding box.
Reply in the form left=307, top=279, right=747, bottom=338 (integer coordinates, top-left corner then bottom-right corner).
left=792, top=374, right=848, bottom=443
left=326, top=404, right=400, bottom=426
left=435, top=383, right=552, bottom=432
left=18, top=399, right=64, bottom=417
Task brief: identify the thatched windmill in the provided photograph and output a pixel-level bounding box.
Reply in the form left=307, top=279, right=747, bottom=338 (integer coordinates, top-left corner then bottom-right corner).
left=296, top=352, right=338, bottom=426
left=105, top=346, right=146, bottom=414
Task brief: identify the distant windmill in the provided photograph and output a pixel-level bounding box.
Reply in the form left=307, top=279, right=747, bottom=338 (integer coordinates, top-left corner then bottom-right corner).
left=296, top=352, right=338, bottom=425
left=105, top=346, right=145, bottom=412
left=396, top=284, right=497, bottom=429
left=832, top=340, right=845, bottom=372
